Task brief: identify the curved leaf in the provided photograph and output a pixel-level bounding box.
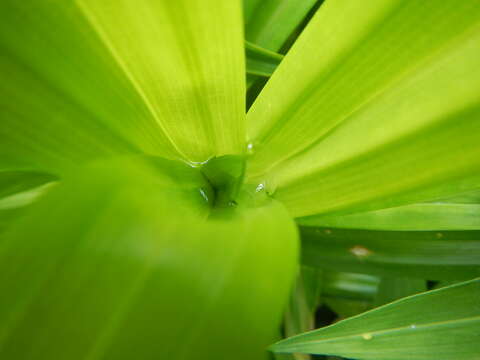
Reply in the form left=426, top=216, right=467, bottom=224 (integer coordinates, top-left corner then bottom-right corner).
left=246, top=1, right=480, bottom=217
left=78, top=0, right=246, bottom=162
left=272, top=278, right=480, bottom=360
left=0, top=156, right=298, bottom=360
left=0, top=170, right=56, bottom=200
left=0, top=1, right=175, bottom=173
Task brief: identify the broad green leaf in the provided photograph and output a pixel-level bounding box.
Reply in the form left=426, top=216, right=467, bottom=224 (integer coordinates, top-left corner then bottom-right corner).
left=0, top=209, right=22, bottom=238
left=246, top=1, right=480, bottom=217
left=0, top=1, right=180, bottom=173
left=297, top=203, right=480, bottom=231
left=437, top=188, right=480, bottom=204
left=77, top=0, right=245, bottom=162
left=245, top=41, right=283, bottom=77
left=374, top=278, right=426, bottom=307
left=300, top=227, right=480, bottom=280
left=0, top=156, right=298, bottom=360
left=272, top=278, right=480, bottom=360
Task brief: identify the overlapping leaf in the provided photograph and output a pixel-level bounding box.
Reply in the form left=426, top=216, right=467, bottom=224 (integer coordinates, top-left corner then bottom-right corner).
left=0, top=0, right=246, bottom=173
left=245, top=41, right=283, bottom=77
left=300, top=227, right=480, bottom=280
left=272, top=279, right=480, bottom=360
left=78, top=0, right=246, bottom=162
left=246, top=0, right=480, bottom=217
left=298, top=203, right=480, bottom=231
left=244, top=0, right=318, bottom=88
left=0, top=1, right=171, bottom=172
left=0, top=157, right=298, bottom=360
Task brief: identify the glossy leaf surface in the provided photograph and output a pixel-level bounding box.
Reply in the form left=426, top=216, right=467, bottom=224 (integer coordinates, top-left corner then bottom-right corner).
left=0, top=1, right=167, bottom=173
left=78, top=0, right=246, bottom=162
left=0, top=157, right=298, bottom=360
left=272, top=279, right=480, bottom=360
left=246, top=0, right=480, bottom=217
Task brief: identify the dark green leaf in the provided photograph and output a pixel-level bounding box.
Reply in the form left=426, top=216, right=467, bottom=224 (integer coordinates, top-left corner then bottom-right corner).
left=272, top=279, right=480, bottom=360
left=300, top=227, right=480, bottom=280
left=374, top=278, right=426, bottom=306
left=245, top=41, right=283, bottom=77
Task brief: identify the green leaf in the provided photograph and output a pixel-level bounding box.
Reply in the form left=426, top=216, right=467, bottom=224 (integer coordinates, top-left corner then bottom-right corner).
left=0, top=0, right=246, bottom=173
left=437, top=188, right=480, bottom=204
left=246, top=1, right=480, bottom=217
left=245, top=41, right=283, bottom=77
left=243, top=0, right=319, bottom=90
left=0, top=1, right=178, bottom=173
left=244, top=0, right=319, bottom=52
left=77, top=0, right=245, bottom=162
left=0, top=171, right=58, bottom=236
left=0, top=183, right=57, bottom=212
left=0, top=156, right=298, bottom=360
left=271, top=278, right=480, bottom=360
left=0, top=170, right=57, bottom=200
left=300, top=227, right=480, bottom=280
left=297, top=203, right=480, bottom=231
left=374, top=277, right=426, bottom=307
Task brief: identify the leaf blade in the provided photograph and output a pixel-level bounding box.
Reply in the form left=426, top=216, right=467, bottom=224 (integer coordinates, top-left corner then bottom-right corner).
left=246, top=1, right=480, bottom=217
left=300, top=227, right=480, bottom=280
left=0, top=156, right=298, bottom=360
left=297, top=203, right=480, bottom=231
left=272, top=279, right=480, bottom=360
left=77, top=0, right=246, bottom=161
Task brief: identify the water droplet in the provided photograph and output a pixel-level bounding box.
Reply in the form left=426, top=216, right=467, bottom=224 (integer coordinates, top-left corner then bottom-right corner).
left=228, top=200, right=238, bottom=207
left=187, top=159, right=209, bottom=168
left=436, top=232, right=443, bottom=239
left=256, top=183, right=265, bottom=192
left=410, top=324, right=417, bottom=329
left=362, top=333, right=373, bottom=340
left=246, top=142, right=254, bottom=155
left=350, top=245, right=372, bottom=258
left=199, top=188, right=209, bottom=203
left=324, top=229, right=332, bottom=235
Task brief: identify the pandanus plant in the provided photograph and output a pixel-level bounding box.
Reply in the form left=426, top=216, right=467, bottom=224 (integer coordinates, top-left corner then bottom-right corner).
left=0, top=1, right=479, bottom=359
